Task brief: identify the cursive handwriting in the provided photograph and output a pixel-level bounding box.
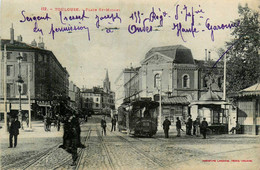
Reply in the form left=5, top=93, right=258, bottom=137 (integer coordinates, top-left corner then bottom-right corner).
left=59, top=10, right=89, bottom=25
left=205, top=18, right=240, bottom=41
left=128, top=7, right=167, bottom=34
left=95, top=13, right=122, bottom=29
left=49, top=23, right=90, bottom=40
left=20, top=10, right=51, bottom=23
left=33, top=22, right=43, bottom=35
left=172, top=5, right=199, bottom=42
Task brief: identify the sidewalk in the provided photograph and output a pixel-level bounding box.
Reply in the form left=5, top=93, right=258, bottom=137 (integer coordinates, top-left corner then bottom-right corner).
left=0, top=121, right=63, bottom=139
left=155, top=126, right=260, bottom=139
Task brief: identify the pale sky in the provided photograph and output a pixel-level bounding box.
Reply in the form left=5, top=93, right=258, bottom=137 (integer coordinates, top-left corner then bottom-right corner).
left=0, top=0, right=258, bottom=90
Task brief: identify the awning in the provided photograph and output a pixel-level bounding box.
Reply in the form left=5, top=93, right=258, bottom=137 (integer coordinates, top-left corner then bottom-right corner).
left=189, top=100, right=229, bottom=106
left=162, top=96, right=189, bottom=105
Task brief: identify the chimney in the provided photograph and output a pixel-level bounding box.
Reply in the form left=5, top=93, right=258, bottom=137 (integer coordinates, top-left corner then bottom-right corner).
left=205, top=49, right=207, bottom=61
left=10, top=24, right=14, bottom=44
left=17, top=35, right=23, bottom=42
left=208, top=51, right=211, bottom=61
left=38, top=37, right=45, bottom=49
left=31, top=39, right=37, bottom=47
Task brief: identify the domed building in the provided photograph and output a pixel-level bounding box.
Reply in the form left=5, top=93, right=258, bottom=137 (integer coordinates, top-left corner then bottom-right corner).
left=116, top=45, right=224, bottom=128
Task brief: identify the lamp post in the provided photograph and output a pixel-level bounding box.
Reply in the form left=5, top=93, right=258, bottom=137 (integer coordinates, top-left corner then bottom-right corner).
left=16, top=53, right=24, bottom=128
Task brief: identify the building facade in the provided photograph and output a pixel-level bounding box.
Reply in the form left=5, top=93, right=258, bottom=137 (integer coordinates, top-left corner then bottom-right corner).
left=81, top=70, right=115, bottom=115
left=116, top=45, right=224, bottom=127
left=229, top=83, right=260, bottom=135
left=0, top=26, right=69, bottom=120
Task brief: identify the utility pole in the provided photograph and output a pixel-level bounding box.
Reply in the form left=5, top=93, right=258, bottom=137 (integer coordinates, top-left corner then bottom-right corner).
left=223, top=54, right=227, bottom=101
left=28, top=65, right=32, bottom=129
left=3, top=45, right=8, bottom=132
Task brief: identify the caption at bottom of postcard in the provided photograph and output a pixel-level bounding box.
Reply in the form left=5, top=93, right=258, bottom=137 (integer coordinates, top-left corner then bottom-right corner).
left=202, top=160, right=252, bottom=162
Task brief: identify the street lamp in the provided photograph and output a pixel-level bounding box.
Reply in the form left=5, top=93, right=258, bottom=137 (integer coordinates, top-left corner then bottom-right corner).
left=16, top=53, right=24, bottom=128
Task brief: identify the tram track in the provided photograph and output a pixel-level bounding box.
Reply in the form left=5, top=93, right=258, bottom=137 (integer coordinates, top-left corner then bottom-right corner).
left=5, top=123, right=91, bottom=170
left=1, top=144, right=60, bottom=170
left=106, top=125, right=166, bottom=168
left=74, top=127, right=92, bottom=170
left=96, top=126, right=116, bottom=170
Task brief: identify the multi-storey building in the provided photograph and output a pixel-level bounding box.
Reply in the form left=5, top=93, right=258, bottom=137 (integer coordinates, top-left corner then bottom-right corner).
left=81, top=71, right=115, bottom=115
left=69, top=81, right=81, bottom=112
left=116, top=45, right=224, bottom=127
left=0, top=26, right=69, bottom=120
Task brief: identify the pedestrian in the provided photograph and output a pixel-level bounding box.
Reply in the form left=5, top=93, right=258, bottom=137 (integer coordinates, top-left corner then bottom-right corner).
left=186, top=116, right=192, bottom=135
left=229, top=121, right=240, bottom=134
left=195, top=118, right=200, bottom=137
left=73, top=114, right=86, bottom=148
left=101, top=116, right=107, bottom=136
left=8, top=116, right=21, bottom=148
left=176, top=117, right=181, bottom=137
left=59, top=112, right=79, bottom=166
left=25, top=113, right=29, bottom=127
left=111, top=116, right=117, bottom=132
left=44, top=115, right=47, bottom=131
left=46, top=117, right=51, bottom=131
left=201, top=118, right=208, bottom=139
left=163, top=117, right=171, bottom=138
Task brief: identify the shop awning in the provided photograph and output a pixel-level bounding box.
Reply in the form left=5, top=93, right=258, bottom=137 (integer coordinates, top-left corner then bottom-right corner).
left=189, top=100, right=229, bottom=106
left=162, top=96, right=189, bottom=105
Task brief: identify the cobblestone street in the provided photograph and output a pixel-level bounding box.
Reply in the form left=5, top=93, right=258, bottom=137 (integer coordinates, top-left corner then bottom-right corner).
left=1, top=116, right=259, bottom=170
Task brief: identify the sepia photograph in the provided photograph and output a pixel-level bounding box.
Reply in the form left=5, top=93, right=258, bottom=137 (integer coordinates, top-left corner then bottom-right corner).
left=0, top=0, right=259, bottom=169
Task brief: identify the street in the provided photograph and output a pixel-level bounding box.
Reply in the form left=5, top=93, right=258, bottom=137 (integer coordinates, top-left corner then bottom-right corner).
left=1, top=116, right=259, bottom=170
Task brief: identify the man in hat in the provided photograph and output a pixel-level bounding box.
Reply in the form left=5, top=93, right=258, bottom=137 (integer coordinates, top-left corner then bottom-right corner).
left=9, top=116, right=21, bottom=148
left=163, top=117, right=171, bottom=138
left=101, top=116, right=107, bottom=136
left=176, top=117, right=182, bottom=137
left=201, top=118, right=208, bottom=139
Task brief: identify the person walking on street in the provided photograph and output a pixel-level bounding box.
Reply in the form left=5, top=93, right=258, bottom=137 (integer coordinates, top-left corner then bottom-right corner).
left=9, top=116, right=21, bottom=148
left=229, top=121, right=240, bottom=134
left=186, top=116, right=192, bottom=135
left=163, top=117, right=171, bottom=138
left=101, top=116, right=107, bottom=136
left=176, top=117, right=182, bottom=137
left=111, top=116, right=117, bottom=132
left=201, top=118, right=208, bottom=139
left=195, top=118, right=200, bottom=137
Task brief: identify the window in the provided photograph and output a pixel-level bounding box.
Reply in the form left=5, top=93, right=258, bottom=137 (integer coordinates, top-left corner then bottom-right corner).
left=22, top=53, right=27, bottom=61
left=7, top=84, right=11, bottom=97
left=96, top=103, right=99, bottom=107
left=7, top=65, right=13, bottom=76
left=218, top=77, right=222, bottom=89
left=7, top=52, right=12, bottom=59
left=182, top=74, right=189, bottom=88
left=96, top=98, right=99, bottom=102
left=154, top=74, right=161, bottom=88
left=203, top=76, right=207, bottom=87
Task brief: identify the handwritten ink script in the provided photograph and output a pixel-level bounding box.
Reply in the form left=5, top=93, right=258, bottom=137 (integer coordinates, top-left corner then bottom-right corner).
left=19, top=4, right=240, bottom=42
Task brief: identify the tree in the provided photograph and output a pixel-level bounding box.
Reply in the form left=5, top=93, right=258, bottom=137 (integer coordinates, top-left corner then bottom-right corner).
left=225, top=4, right=260, bottom=93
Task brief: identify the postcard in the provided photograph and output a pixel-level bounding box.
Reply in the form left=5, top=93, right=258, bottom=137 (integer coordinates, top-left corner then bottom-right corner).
left=0, top=0, right=259, bottom=169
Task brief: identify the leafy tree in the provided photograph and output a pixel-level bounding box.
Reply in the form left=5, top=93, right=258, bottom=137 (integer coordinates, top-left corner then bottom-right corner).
left=225, top=4, right=260, bottom=93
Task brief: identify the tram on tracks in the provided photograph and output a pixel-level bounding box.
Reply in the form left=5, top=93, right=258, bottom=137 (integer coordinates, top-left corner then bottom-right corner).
left=118, top=98, right=159, bottom=137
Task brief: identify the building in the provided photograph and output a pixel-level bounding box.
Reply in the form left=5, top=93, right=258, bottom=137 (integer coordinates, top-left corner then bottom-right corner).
left=116, top=45, right=225, bottom=128
left=69, top=81, right=81, bottom=112
left=229, top=83, right=260, bottom=135
left=81, top=70, right=115, bottom=115
left=114, top=67, right=140, bottom=108
left=0, top=25, right=69, bottom=120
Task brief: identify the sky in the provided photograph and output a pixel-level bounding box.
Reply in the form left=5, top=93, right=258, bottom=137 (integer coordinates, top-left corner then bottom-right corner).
left=0, top=0, right=258, bottom=90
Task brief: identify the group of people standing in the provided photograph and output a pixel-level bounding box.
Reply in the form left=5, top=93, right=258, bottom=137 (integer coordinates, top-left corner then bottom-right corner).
left=100, top=116, right=117, bottom=136
left=163, top=116, right=209, bottom=139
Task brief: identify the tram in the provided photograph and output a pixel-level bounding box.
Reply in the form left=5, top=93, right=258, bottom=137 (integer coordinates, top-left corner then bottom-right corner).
left=118, top=98, right=159, bottom=137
